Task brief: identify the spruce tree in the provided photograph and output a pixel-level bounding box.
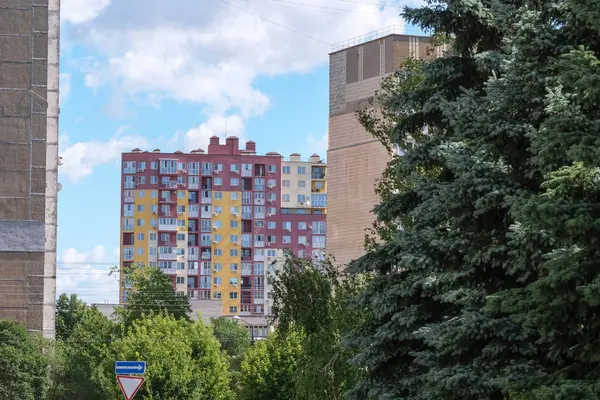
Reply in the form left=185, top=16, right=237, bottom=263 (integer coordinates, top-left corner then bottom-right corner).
left=347, top=0, right=600, bottom=398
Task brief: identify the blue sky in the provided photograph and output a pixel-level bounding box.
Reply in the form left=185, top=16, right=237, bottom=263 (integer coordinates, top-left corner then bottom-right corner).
left=56, top=0, right=423, bottom=303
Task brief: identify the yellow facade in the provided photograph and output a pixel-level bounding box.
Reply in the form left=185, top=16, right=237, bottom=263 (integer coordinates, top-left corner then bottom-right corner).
left=212, top=190, right=242, bottom=315
left=133, top=189, right=154, bottom=265
left=176, top=189, right=189, bottom=292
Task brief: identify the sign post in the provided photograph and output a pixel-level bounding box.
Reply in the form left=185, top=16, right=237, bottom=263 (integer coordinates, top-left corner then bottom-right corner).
left=115, top=361, right=146, bottom=399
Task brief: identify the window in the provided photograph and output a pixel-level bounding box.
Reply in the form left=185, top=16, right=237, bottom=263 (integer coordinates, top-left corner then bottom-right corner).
left=160, top=160, right=177, bottom=174
left=214, top=220, right=222, bottom=229
left=124, top=204, right=134, bottom=217
left=178, top=190, right=186, bottom=199
left=214, top=248, right=223, bottom=256
left=311, top=194, right=327, bottom=208
left=298, top=236, right=307, bottom=245
left=136, top=247, right=144, bottom=255
left=267, top=179, right=276, bottom=188
left=267, top=249, right=276, bottom=257
left=254, top=206, right=265, bottom=219
left=254, top=178, right=265, bottom=191
left=149, top=233, right=157, bottom=241
left=213, top=292, right=222, bottom=299
left=214, top=163, right=223, bottom=171
left=230, top=163, right=239, bottom=172
left=151, top=161, right=158, bottom=170
left=229, top=292, right=238, bottom=299
left=214, top=191, right=223, bottom=199
left=230, top=192, right=239, bottom=200
left=137, top=176, right=146, bottom=184
left=214, top=177, right=223, bottom=186
left=312, top=221, right=326, bottom=234
left=188, top=162, right=200, bottom=175
left=177, top=205, right=185, bottom=214
left=282, top=221, right=291, bottom=231
left=267, top=207, right=276, bottom=215
left=283, top=235, right=291, bottom=244
left=176, top=277, right=185, bottom=284
left=213, top=277, right=222, bottom=285
left=267, top=235, right=276, bottom=243
left=297, top=194, right=307, bottom=203
left=230, top=220, right=238, bottom=228
left=282, top=166, right=290, bottom=174
left=297, top=166, right=307, bottom=174
left=137, top=233, right=145, bottom=240
left=268, top=221, right=276, bottom=229
left=124, top=176, right=135, bottom=189
left=123, top=247, right=134, bottom=260
left=138, top=190, right=145, bottom=198
left=298, top=222, right=307, bottom=230
left=282, top=194, right=290, bottom=202
left=150, top=176, right=158, bottom=184
left=123, top=161, right=136, bottom=174
left=230, top=234, right=238, bottom=243
left=312, top=235, right=326, bottom=249
left=177, top=233, right=186, bottom=241
left=213, top=263, right=222, bottom=271
left=230, top=178, right=239, bottom=186
left=230, top=248, right=238, bottom=256
left=282, top=180, right=290, bottom=187
left=268, top=164, right=277, bottom=173
left=297, top=180, right=306, bottom=188
left=254, top=220, right=265, bottom=228
left=229, top=306, right=238, bottom=313
left=230, top=278, right=238, bottom=286
left=150, top=247, right=157, bottom=256
left=230, top=263, right=238, bottom=271
left=136, top=218, right=145, bottom=226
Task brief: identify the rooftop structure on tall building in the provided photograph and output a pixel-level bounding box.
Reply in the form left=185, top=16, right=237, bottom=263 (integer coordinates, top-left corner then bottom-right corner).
left=327, top=26, right=446, bottom=267
left=119, top=138, right=327, bottom=324
left=0, top=0, right=60, bottom=338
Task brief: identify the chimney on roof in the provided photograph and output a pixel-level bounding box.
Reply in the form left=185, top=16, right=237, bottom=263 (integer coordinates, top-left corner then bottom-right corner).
left=209, top=135, right=220, bottom=145
left=289, top=153, right=301, bottom=162
left=309, top=154, right=321, bottom=163
left=226, top=136, right=239, bottom=151
left=245, top=140, right=256, bottom=152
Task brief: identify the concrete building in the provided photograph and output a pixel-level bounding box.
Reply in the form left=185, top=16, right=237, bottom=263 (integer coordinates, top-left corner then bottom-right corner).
left=119, top=138, right=327, bottom=326
left=327, top=26, right=445, bottom=267
left=0, top=0, right=60, bottom=338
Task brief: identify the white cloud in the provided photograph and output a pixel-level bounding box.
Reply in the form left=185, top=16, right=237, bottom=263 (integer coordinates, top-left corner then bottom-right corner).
left=61, top=0, right=111, bottom=24
left=59, top=129, right=148, bottom=183
left=58, top=245, right=119, bottom=304
left=183, top=113, right=246, bottom=152
left=59, top=73, right=71, bottom=103
left=307, top=133, right=328, bottom=158
left=66, top=0, right=423, bottom=119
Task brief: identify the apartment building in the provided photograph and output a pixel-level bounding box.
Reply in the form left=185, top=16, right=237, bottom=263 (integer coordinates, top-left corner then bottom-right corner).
left=327, top=26, right=445, bottom=267
left=0, top=0, right=60, bottom=338
left=119, top=136, right=327, bottom=320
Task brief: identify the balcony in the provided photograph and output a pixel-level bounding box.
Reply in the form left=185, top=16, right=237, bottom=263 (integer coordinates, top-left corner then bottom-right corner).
left=201, top=269, right=211, bottom=275
left=188, top=253, right=199, bottom=261
left=159, top=196, right=176, bottom=203
left=188, top=290, right=199, bottom=300
left=201, top=197, right=212, bottom=205
left=160, top=182, right=178, bottom=188
left=254, top=298, right=265, bottom=305
left=123, top=225, right=134, bottom=232
left=201, top=252, right=211, bottom=260
left=200, top=282, right=211, bottom=289
left=158, top=223, right=178, bottom=231
left=188, top=268, right=198, bottom=275
left=158, top=254, right=177, bottom=261
left=311, top=173, right=326, bottom=180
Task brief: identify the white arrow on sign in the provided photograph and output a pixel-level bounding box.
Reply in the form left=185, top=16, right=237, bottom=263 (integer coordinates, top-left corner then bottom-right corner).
left=120, top=365, right=144, bottom=371
left=117, top=375, right=145, bottom=400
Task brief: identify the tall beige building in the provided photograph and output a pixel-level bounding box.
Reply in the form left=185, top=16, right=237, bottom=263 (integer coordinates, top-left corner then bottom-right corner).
left=327, top=26, right=444, bottom=267
left=0, top=0, right=60, bottom=338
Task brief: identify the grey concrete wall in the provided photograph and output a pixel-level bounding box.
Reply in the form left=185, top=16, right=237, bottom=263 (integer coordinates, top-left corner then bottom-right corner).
left=0, top=0, right=59, bottom=339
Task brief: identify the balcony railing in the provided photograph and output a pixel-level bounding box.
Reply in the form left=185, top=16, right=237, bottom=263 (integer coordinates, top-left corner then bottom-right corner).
left=188, top=254, right=199, bottom=261
left=158, top=254, right=177, bottom=261
left=201, top=197, right=212, bottom=204
left=158, top=224, right=178, bottom=231
left=188, top=268, right=198, bottom=275
left=201, top=252, right=211, bottom=260
left=254, top=298, right=265, bottom=305
left=160, top=182, right=178, bottom=188
left=201, top=269, right=211, bottom=275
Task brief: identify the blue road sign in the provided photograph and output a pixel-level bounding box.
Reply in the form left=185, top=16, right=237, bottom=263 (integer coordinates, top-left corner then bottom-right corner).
left=115, top=361, right=146, bottom=375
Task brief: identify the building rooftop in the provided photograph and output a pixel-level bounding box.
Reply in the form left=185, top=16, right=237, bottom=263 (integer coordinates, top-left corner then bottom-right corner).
left=330, top=25, right=430, bottom=53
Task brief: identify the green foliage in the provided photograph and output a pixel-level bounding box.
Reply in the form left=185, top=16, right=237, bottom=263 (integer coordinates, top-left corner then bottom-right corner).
left=348, top=0, right=600, bottom=398
left=238, top=329, right=303, bottom=400
left=270, top=251, right=365, bottom=400
left=55, top=293, right=88, bottom=341
left=117, top=265, right=191, bottom=327
left=98, top=314, right=233, bottom=399
left=211, top=316, right=252, bottom=392
left=47, top=299, right=116, bottom=400
left=0, top=320, right=50, bottom=400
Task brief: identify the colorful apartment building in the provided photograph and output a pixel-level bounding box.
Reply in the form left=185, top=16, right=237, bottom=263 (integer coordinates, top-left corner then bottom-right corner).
left=119, top=136, right=327, bottom=318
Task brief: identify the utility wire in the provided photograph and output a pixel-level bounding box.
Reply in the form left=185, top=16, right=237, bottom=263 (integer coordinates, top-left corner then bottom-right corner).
left=217, top=0, right=331, bottom=45
left=253, top=0, right=399, bottom=16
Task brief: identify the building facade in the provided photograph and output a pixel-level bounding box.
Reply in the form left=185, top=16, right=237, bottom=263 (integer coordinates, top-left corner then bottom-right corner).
left=119, top=137, right=327, bottom=320
left=0, top=0, right=60, bottom=338
left=327, top=26, right=445, bottom=267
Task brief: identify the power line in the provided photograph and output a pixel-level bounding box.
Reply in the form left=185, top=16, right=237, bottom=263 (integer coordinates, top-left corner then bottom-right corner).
left=217, top=0, right=331, bottom=45
left=252, top=0, right=399, bottom=16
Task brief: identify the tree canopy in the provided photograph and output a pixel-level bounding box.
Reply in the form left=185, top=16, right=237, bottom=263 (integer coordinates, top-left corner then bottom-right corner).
left=348, top=0, right=600, bottom=398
